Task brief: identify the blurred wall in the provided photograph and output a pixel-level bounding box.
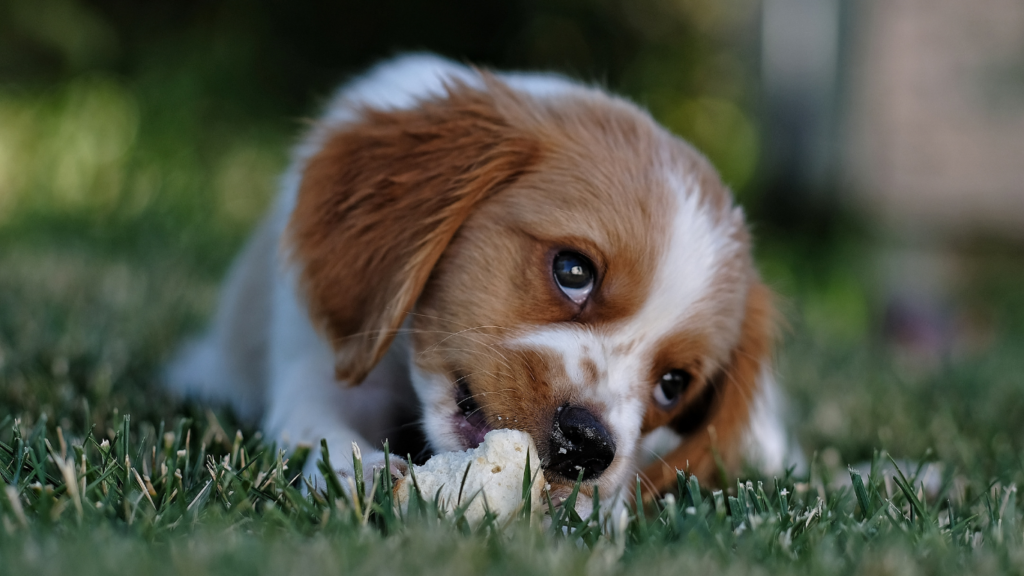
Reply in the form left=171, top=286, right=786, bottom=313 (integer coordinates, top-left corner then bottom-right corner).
left=844, top=0, right=1024, bottom=239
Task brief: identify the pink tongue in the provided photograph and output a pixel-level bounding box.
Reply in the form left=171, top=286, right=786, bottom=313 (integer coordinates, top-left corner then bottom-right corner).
left=454, top=412, right=491, bottom=448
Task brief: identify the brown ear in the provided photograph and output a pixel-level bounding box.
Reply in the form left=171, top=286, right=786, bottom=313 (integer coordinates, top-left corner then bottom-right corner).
left=289, top=78, right=542, bottom=384
left=641, top=281, right=776, bottom=494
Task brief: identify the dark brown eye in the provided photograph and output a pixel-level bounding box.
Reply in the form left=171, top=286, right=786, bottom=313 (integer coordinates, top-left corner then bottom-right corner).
left=552, top=251, right=595, bottom=304
left=654, top=369, right=692, bottom=408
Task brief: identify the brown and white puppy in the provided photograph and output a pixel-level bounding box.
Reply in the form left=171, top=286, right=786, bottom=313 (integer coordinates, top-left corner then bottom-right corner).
left=166, top=54, right=795, bottom=502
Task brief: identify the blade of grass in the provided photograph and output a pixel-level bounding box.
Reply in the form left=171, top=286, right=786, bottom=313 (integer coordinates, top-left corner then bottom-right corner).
left=850, top=467, right=872, bottom=520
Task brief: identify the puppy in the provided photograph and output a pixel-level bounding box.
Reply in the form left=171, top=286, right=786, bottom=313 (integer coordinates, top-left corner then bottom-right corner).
left=166, top=54, right=793, bottom=501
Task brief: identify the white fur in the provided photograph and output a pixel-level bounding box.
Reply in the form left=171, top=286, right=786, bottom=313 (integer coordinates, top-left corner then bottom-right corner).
left=742, top=367, right=805, bottom=474
left=409, top=363, right=464, bottom=453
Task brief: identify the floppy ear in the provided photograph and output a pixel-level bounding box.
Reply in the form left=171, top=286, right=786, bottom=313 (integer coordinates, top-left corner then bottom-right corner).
left=289, top=78, right=541, bottom=384
left=642, top=281, right=776, bottom=492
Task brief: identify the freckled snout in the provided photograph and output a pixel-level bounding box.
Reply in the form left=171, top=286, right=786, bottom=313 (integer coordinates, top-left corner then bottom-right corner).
left=546, top=405, right=616, bottom=481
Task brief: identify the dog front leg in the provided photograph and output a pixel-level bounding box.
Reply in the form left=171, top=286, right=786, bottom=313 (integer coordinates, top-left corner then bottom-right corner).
left=264, top=353, right=408, bottom=494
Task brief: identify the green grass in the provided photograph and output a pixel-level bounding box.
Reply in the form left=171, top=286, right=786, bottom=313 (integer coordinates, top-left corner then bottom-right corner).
left=3, top=77, right=1024, bottom=574
left=2, top=389, right=1024, bottom=576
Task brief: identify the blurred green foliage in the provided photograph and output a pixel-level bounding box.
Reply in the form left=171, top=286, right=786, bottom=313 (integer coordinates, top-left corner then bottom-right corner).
left=0, top=0, right=763, bottom=246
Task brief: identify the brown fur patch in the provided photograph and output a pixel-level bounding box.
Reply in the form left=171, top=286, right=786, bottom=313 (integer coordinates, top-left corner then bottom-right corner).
left=289, top=77, right=542, bottom=383
left=640, top=281, right=776, bottom=494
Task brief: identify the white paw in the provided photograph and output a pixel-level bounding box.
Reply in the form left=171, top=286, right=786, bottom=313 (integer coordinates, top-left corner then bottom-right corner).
left=336, top=451, right=409, bottom=488
left=302, top=445, right=407, bottom=497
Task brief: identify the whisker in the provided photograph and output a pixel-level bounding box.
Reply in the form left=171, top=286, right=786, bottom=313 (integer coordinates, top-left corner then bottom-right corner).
left=424, top=345, right=515, bottom=373
left=424, top=344, right=517, bottom=375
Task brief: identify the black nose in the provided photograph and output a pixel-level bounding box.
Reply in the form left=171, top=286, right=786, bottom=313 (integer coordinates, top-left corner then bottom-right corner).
left=546, top=405, right=616, bottom=481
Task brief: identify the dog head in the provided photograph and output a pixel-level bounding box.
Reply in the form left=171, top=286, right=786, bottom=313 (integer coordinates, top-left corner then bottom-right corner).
left=288, top=72, right=774, bottom=498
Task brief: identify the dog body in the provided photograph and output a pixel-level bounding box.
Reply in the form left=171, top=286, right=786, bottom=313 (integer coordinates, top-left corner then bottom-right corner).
left=167, top=54, right=792, bottom=500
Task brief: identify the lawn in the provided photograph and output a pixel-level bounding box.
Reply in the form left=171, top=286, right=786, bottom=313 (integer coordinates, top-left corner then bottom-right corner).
left=2, top=76, right=1024, bottom=575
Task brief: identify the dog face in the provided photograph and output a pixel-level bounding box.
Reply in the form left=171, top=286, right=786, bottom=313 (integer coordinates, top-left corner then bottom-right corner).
left=289, top=75, right=773, bottom=498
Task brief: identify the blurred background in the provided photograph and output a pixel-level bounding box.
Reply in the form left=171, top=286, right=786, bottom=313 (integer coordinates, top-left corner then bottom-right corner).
left=1, top=0, right=1022, bottom=478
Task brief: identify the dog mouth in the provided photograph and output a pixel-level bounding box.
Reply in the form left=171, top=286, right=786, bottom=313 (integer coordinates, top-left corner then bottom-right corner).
left=453, top=375, right=492, bottom=449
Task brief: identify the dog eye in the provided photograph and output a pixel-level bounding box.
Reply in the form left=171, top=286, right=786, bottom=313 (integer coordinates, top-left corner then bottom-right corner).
left=552, top=251, right=595, bottom=304
left=654, top=369, right=692, bottom=409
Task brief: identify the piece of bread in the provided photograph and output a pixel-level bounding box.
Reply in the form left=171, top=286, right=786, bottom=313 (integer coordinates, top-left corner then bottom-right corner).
left=393, top=429, right=544, bottom=525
